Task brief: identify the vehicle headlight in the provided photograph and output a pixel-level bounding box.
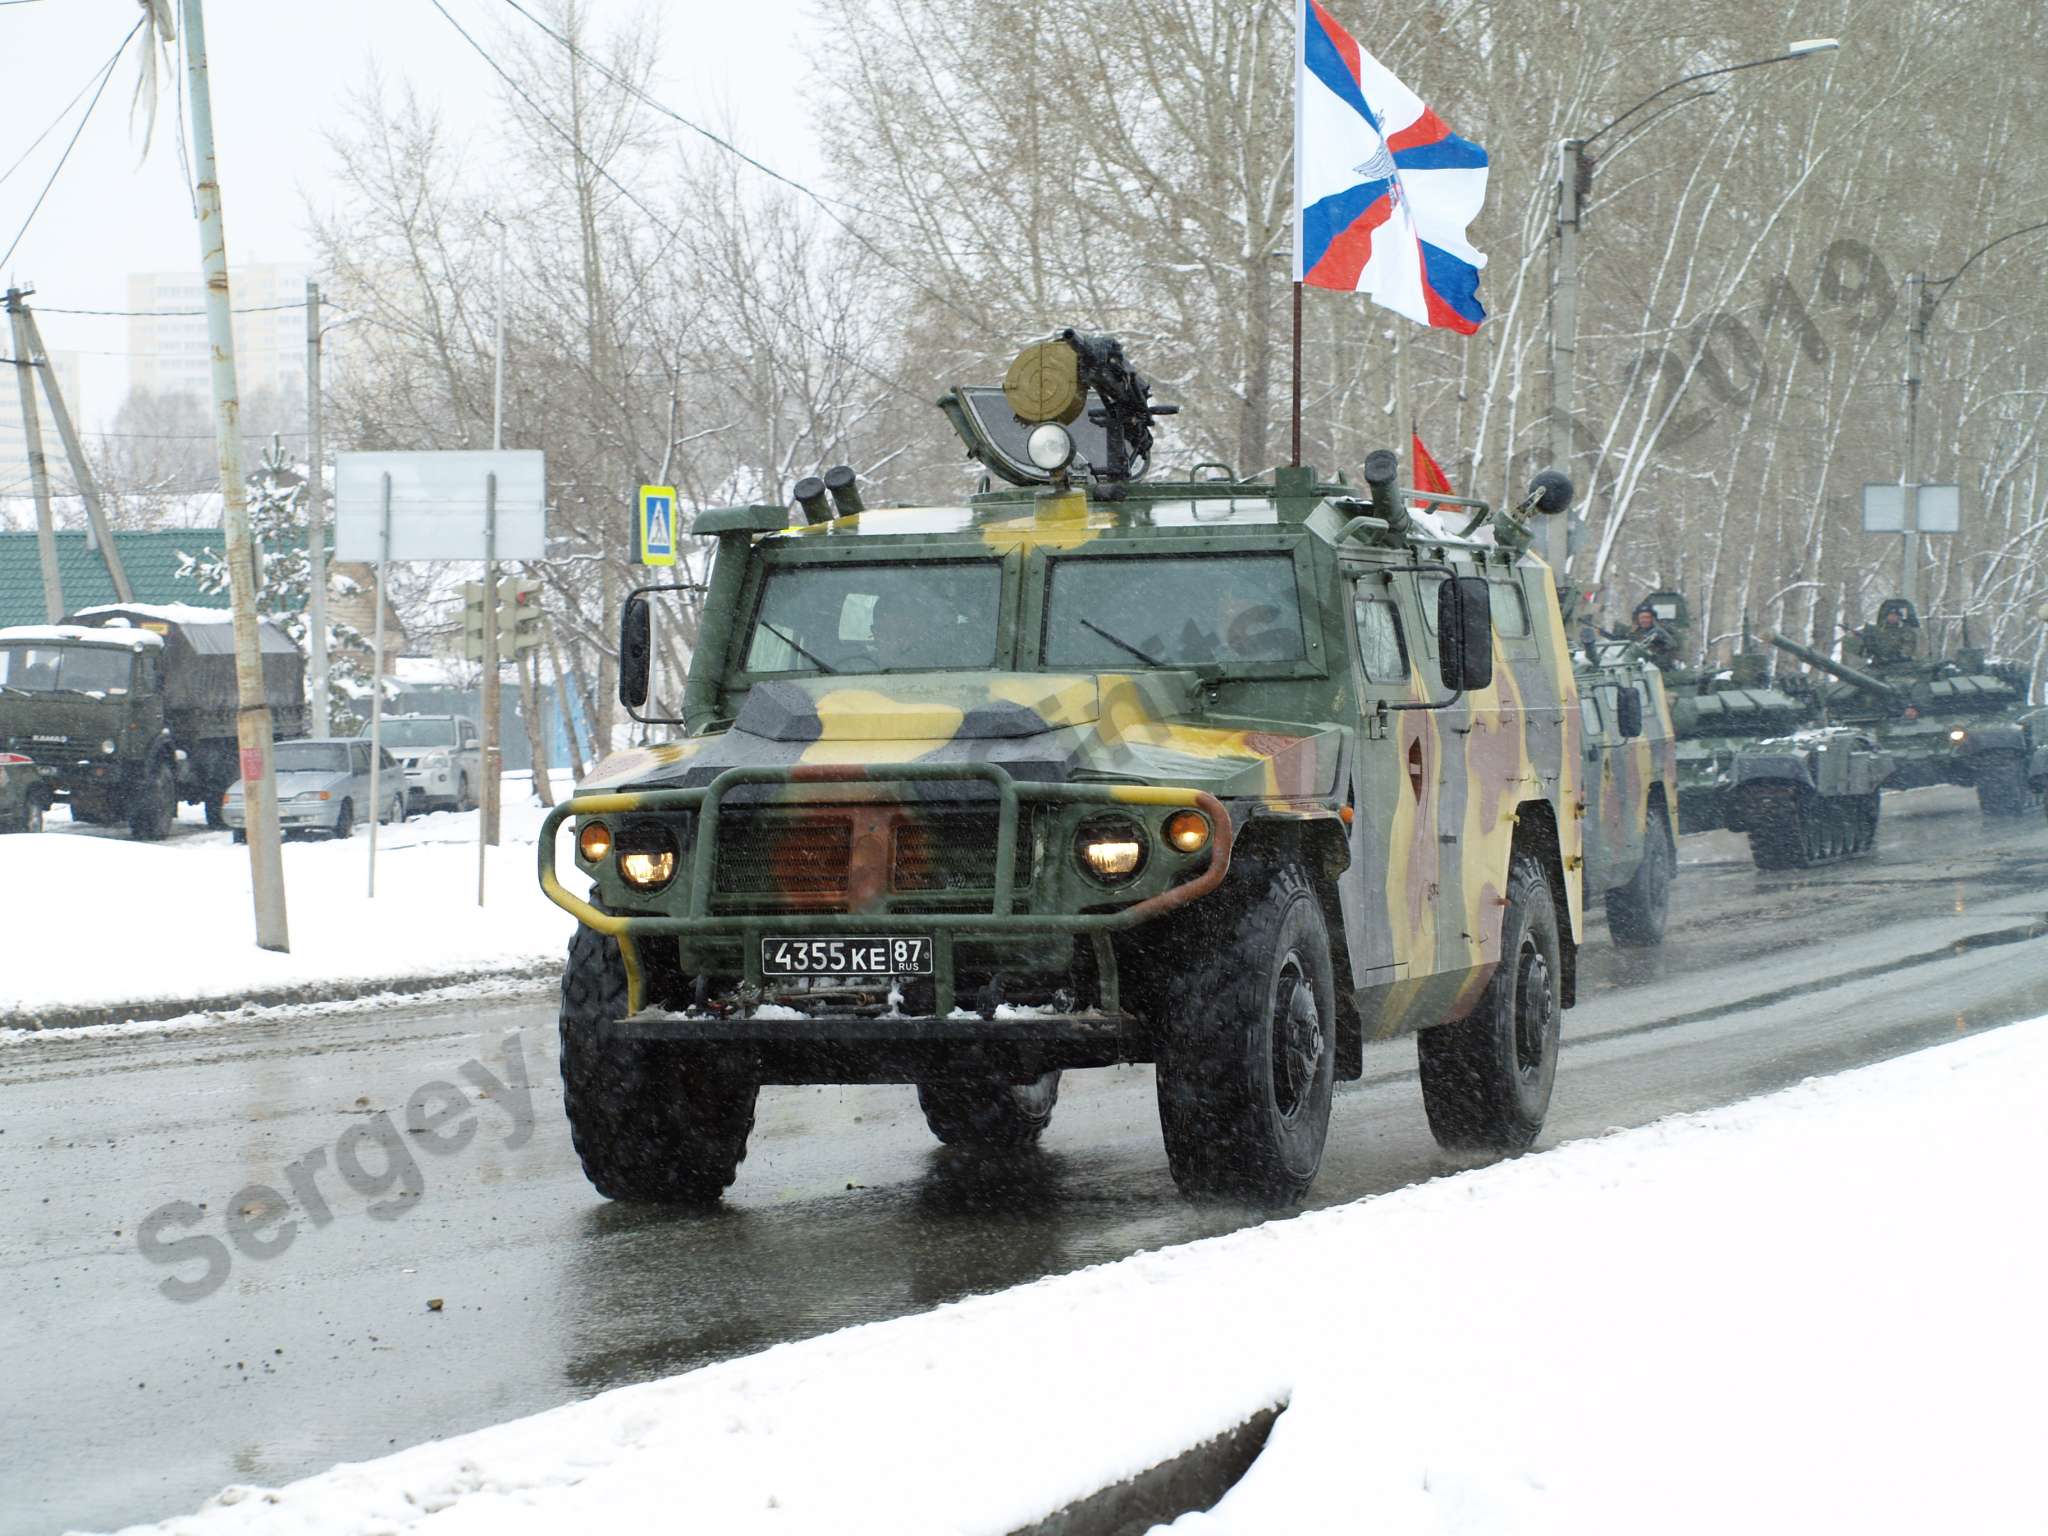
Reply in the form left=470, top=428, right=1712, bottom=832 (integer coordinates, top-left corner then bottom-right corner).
left=617, top=823, right=680, bottom=892
left=100, top=739, right=117, bottom=755
left=294, top=790, right=333, bottom=802
left=1164, top=809, right=1212, bottom=854
left=1075, top=816, right=1147, bottom=884
left=1026, top=422, right=1075, bottom=472
left=577, top=820, right=613, bottom=864
left=1948, top=727, right=1968, bottom=743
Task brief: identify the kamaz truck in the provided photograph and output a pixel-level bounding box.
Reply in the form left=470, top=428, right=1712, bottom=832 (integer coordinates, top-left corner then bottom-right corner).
left=0, top=604, right=304, bottom=839
left=538, top=333, right=1587, bottom=1206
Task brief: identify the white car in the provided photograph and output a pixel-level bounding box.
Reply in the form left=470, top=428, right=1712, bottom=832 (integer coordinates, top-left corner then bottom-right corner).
left=223, top=738, right=405, bottom=840
left=364, top=714, right=481, bottom=813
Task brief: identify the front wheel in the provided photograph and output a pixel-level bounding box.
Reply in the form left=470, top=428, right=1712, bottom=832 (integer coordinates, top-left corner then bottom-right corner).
left=1605, top=805, right=1673, bottom=947
left=918, top=1073, right=1061, bottom=1148
left=456, top=774, right=475, bottom=813
left=1418, top=852, right=1562, bottom=1153
left=331, top=798, right=355, bottom=840
left=1154, top=862, right=1336, bottom=1205
left=559, top=923, right=758, bottom=1204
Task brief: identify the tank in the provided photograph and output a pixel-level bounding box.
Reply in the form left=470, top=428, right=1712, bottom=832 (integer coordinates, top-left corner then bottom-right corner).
left=1768, top=596, right=2045, bottom=817
left=1614, top=591, right=1890, bottom=870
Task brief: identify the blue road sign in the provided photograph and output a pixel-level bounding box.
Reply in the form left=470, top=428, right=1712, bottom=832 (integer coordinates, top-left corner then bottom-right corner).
left=638, top=485, right=678, bottom=566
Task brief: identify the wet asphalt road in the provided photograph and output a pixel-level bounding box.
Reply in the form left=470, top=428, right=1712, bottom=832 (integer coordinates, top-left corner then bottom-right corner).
left=5, top=786, right=2048, bottom=1535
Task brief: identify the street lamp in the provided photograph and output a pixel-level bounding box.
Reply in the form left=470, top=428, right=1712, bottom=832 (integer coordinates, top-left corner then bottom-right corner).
left=1896, top=220, right=2048, bottom=611
left=1546, top=38, right=1841, bottom=575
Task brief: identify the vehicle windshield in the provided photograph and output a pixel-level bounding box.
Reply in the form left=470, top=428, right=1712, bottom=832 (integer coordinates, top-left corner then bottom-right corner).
left=0, top=643, right=134, bottom=696
left=272, top=743, right=351, bottom=774
left=1043, top=552, right=1307, bottom=668
left=376, top=719, right=462, bottom=748
left=742, top=560, right=1003, bottom=675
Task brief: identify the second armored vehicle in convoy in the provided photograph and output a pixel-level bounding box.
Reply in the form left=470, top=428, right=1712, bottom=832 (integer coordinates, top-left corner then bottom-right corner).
left=1769, top=597, right=2045, bottom=818
left=1627, top=591, right=1889, bottom=870
left=1573, top=643, right=1678, bottom=945
left=0, top=604, right=305, bottom=839
left=539, top=331, right=1588, bottom=1207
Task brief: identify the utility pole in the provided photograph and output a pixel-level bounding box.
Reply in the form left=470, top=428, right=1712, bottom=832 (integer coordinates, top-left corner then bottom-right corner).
left=479, top=475, right=500, bottom=906
left=183, top=0, right=289, bottom=952
left=1899, top=274, right=1930, bottom=614
left=6, top=289, right=64, bottom=621
left=1546, top=138, right=1587, bottom=578
left=305, top=280, right=329, bottom=735
left=16, top=302, right=133, bottom=601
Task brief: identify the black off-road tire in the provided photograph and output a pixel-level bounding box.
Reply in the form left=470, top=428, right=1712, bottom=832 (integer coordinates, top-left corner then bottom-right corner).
left=128, top=760, right=177, bottom=842
left=1975, top=753, right=2035, bottom=818
left=1418, top=852, right=1562, bottom=1153
left=1154, top=861, right=1337, bottom=1205
left=1605, top=804, right=1674, bottom=947
left=917, top=1072, right=1061, bottom=1148
left=558, top=923, right=757, bottom=1204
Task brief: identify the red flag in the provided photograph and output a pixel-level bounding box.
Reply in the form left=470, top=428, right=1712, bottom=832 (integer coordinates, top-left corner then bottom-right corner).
left=1412, top=432, right=1454, bottom=512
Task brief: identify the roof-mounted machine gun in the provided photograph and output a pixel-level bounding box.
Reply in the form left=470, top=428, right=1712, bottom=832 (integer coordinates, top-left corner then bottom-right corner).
left=998, top=330, right=1180, bottom=497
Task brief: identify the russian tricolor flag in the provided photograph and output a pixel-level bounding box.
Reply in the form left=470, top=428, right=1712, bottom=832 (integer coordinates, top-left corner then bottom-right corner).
left=1294, top=1, right=1489, bottom=333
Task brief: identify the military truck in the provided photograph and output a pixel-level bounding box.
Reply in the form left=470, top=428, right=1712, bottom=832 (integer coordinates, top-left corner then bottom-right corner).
left=537, top=333, right=1587, bottom=1207
left=1573, top=643, right=1678, bottom=945
left=0, top=604, right=304, bottom=839
left=1626, top=591, right=1888, bottom=870
left=1769, top=597, right=2044, bottom=818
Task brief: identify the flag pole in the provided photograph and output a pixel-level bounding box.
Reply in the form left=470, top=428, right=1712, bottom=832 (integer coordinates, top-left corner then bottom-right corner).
left=1291, top=281, right=1304, bottom=467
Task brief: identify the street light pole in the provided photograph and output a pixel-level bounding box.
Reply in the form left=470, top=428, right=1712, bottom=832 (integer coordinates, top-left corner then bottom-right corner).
left=1548, top=38, right=1839, bottom=582
left=1895, top=219, right=2048, bottom=614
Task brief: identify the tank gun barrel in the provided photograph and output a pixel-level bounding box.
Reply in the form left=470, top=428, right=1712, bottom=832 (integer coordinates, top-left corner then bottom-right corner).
left=1765, top=631, right=1902, bottom=703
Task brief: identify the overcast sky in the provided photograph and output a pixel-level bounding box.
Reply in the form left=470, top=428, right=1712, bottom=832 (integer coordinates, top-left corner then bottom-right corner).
left=1, top=0, right=827, bottom=427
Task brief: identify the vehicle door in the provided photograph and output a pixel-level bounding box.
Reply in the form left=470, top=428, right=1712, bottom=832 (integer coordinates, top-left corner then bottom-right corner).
left=350, top=741, right=374, bottom=811
left=1578, top=688, right=1617, bottom=890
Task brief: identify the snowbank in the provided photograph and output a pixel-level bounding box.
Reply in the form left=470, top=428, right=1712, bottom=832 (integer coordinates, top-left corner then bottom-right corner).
left=100, top=1016, right=2048, bottom=1536
left=0, top=788, right=581, bottom=1022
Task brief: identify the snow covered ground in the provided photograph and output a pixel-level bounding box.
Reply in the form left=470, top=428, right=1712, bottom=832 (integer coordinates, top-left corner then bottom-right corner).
left=0, top=774, right=581, bottom=1024
left=100, top=1015, right=2048, bottom=1536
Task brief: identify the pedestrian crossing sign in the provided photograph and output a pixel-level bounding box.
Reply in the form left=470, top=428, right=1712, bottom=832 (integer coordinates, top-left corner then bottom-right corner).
left=638, top=485, right=678, bottom=566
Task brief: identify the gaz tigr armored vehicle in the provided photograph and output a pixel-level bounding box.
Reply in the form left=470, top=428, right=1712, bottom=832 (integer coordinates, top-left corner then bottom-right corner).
left=1628, top=591, right=1889, bottom=869
left=1573, top=643, right=1678, bottom=945
left=540, top=333, right=1586, bottom=1206
left=1769, top=597, right=2045, bottom=818
left=0, top=606, right=304, bottom=839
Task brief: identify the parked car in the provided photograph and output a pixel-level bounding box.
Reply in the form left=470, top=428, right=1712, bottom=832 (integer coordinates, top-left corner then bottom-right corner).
left=222, top=738, right=404, bottom=841
left=360, top=714, right=481, bottom=813
left=1, top=750, right=52, bottom=834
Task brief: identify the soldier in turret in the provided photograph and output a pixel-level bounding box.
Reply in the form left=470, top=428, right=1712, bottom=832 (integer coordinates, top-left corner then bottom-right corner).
left=1853, top=598, right=1921, bottom=666
left=1626, top=602, right=1680, bottom=670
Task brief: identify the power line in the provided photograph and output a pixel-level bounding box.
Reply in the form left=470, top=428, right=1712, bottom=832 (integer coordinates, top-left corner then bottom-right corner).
left=425, top=0, right=925, bottom=407
left=32, top=301, right=313, bottom=316
left=0, top=16, right=143, bottom=272
left=488, top=0, right=994, bottom=339
left=0, top=33, right=120, bottom=193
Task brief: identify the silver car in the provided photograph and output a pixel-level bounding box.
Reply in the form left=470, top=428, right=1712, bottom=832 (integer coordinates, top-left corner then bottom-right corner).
left=363, top=714, right=481, bottom=813
left=223, top=739, right=405, bottom=841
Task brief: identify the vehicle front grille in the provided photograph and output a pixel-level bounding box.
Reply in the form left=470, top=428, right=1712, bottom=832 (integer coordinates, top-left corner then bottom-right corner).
left=712, top=809, right=853, bottom=897
left=892, top=812, right=1015, bottom=892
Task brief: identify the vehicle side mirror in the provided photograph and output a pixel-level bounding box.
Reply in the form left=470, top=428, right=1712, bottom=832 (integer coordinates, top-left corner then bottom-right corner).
left=619, top=596, right=652, bottom=710
left=1615, top=686, right=1644, bottom=740
left=1438, top=576, right=1493, bottom=693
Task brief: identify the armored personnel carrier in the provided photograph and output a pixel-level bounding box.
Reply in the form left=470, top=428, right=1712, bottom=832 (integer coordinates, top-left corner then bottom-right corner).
left=1572, top=642, right=1678, bottom=945
left=538, top=331, right=1587, bottom=1207
left=1769, top=597, right=2044, bottom=818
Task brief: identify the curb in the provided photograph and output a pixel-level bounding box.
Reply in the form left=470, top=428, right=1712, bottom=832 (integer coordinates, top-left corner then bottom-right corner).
left=0, top=960, right=561, bottom=1033
left=1009, top=1406, right=1281, bottom=1536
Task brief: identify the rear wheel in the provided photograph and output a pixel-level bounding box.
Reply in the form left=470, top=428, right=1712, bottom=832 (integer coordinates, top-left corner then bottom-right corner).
left=559, top=923, right=758, bottom=1204
left=1605, top=805, right=1673, bottom=947
left=1976, top=753, right=2035, bottom=818
left=1154, top=862, right=1336, bottom=1205
left=128, top=760, right=177, bottom=842
left=1418, top=852, right=1562, bottom=1153
left=918, top=1073, right=1061, bottom=1148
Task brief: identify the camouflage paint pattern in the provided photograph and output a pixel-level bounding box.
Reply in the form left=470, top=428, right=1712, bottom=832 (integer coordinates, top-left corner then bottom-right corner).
left=1573, top=651, right=1679, bottom=901
left=543, top=471, right=1584, bottom=1052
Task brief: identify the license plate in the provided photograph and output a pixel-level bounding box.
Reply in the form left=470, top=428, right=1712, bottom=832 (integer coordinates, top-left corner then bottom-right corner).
left=760, top=937, right=933, bottom=977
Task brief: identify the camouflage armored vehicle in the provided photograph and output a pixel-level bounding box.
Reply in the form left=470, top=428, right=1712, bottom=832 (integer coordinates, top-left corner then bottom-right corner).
left=0, top=605, right=305, bottom=839
left=1627, top=591, right=1889, bottom=870
left=1769, top=597, right=2044, bottom=818
left=1572, top=643, right=1678, bottom=945
left=539, top=333, right=1587, bottom=1207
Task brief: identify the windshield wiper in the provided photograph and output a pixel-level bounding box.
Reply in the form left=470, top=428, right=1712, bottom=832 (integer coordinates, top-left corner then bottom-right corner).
left=1078, top=617, right=1165, bottom=668
left=759, top=620, right=838, bottom=675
